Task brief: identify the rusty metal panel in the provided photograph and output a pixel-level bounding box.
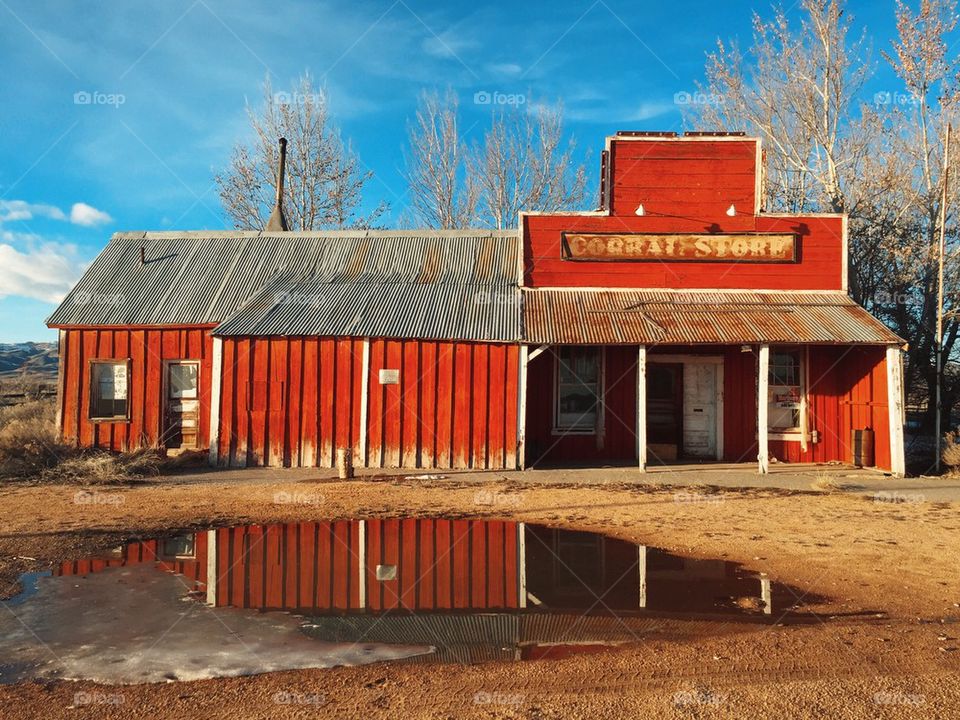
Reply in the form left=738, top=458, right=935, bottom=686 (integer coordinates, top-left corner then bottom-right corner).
left=523, top=289, right=904, bottom=346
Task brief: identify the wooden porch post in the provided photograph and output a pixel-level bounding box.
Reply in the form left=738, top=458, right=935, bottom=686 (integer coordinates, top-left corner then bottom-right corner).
left=208, top=337, right=223, bottom=467
left=518, top=345, right=529, bottom=470
left=886, top=346, right=906, bottom=476
left=637, top=345, right=647, bottom=472
left=758, top=344, right=770, bottom=474
left=205, top=529, right=217, bottom=606
left=359, top=339, right=370, bottom=468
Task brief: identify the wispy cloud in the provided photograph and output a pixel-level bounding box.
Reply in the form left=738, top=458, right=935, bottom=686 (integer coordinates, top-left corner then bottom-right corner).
left=0, top=199, right=113, bottom=227
left=421, top=32, right=480, bottom=60
left=0, top=200, right=67, bottom=223
left=0, top=234, right=85, bottom=303
left=487, top=62, right=522, bottom=76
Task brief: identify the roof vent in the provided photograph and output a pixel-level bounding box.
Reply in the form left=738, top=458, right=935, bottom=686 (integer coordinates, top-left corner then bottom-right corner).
left=266, top=137, right=289, bottom=232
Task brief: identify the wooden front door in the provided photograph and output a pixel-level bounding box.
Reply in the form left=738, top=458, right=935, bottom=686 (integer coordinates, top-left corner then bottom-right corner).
left=164, top=361, right=200, bottom=450
left=682, top=362, right=719, bottom=459
left=647, top=363, right=683, bottom=461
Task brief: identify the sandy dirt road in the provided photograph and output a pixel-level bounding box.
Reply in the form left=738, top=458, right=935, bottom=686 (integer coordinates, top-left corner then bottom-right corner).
left=0, top=475, right=957, bottom=718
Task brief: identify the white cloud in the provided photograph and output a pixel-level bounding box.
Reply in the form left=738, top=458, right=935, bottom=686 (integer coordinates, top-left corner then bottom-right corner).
left=0, top=239, right=85, bottom=303
left=421, top=33, right=480, bottom=60
left=0, top=200, right=67, bottom=223
left=69, top=202, right=113, bottom=227
left=0, top=199, right=113, bottom=228
left=487, top=62, right=522, bottom=76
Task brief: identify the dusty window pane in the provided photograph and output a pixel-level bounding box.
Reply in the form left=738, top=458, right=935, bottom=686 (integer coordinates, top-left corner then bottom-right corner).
left=168, top=363, right=198, bottom=399
left=768, top=350, right=802, bottom=430
left=556, top=347, right=601, bottom=431
left=90, top=362, right=128, bottom=419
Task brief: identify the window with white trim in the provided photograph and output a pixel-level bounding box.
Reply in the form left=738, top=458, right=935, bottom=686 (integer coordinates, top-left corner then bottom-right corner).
left=768, top=349, right=802, bottom=431
left=554, top=347, right=601, bottom=433
left=89, top=360, right=129, bottom=420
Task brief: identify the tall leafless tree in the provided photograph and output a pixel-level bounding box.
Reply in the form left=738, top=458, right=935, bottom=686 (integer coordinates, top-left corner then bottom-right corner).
left=470, top=104, right=588, bottom=229
left=864, top=0, right=960, bottom=430
left=689, top=0, right=960, bottom=440
left=216, top=74, right=385, bottom=230
left=691, top=0, right=871, bottom=217
left=403, top=90, right=479, bottom=229
left=404, top=91, right=588, bottom=229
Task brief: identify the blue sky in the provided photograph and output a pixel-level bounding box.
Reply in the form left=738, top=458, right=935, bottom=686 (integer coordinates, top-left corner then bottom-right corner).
left=0, top=0, right=905, bottom=341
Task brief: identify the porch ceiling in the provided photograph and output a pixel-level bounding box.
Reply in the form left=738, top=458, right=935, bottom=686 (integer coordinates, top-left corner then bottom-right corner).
left=522, top=289, right=905, bottom=346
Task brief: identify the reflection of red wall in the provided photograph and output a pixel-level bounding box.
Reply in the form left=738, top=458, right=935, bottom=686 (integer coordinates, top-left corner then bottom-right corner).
left=365, top=519, right=519, bottom=611
left=213, top=519, right=520, bottom=612
left=213, top=522, right=362, bottom=611
left=54, top=535, right=209, bottom=589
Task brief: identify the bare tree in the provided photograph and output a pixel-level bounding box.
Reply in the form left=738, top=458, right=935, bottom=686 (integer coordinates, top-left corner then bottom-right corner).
left=404, top=91, right=588, bottom=229
left=216, top=74, right=385, bottom=230
left=691, top=0, right=871, bottom=216
left=403, top=90, right=479, bottom=230
left=863, top=0, right=960, bottom=431
left=470, top=104, right=588, bottom=229
left=691, top=0, right=960, bottom=442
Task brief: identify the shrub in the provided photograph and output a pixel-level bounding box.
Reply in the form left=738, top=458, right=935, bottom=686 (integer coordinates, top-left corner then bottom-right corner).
left=0, top=399, right=163, bottom=484
left=942, top=431, right=960, bottom=472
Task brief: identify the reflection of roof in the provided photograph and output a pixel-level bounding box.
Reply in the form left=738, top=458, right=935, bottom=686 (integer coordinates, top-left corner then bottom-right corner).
left=46, top=231, right=520, bottom=342
left=301, top=612, right=686, bottom=664
left=523, top=289, right=905, bottom=346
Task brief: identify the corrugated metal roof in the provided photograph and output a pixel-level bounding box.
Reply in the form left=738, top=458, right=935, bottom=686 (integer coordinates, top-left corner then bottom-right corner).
left=300, top=612, right=675, bottom=664
left=213, top=273, right=519, bottom=341
left=523, top=289, right=905, bottom=346
left=46, top=231, right=520, bottom=342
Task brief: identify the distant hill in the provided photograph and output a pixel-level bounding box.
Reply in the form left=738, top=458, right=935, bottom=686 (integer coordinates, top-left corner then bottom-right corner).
left=0, top=342, right=59, bottom=380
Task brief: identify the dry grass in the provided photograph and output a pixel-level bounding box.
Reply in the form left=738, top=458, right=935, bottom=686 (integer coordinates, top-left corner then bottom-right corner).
left=809, top=470, right=862, bottom=492
left=942, top=431, right=960, bottom=471
left=0, top=399, right=164, bottom=484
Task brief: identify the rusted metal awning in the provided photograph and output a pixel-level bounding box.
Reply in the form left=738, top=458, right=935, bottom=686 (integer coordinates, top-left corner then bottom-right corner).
left=523, top=289, right=905, bottom=346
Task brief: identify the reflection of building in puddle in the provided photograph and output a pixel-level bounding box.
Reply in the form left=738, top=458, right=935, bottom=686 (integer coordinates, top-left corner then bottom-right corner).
left=1, top=520, right=797, bottom=684
left=55, top=519, right=775, bottom=619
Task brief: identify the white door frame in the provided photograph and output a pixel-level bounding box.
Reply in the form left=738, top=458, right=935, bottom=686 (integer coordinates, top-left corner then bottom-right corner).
left=647, top=354, right=724, bottom=461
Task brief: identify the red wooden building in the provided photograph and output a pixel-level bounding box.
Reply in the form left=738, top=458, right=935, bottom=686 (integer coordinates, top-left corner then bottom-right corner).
left=47, top=131, right=906, bottom=474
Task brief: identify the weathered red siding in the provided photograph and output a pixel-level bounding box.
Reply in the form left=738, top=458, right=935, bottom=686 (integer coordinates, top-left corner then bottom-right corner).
left=524, top=137, right=843, bottom=291
left=608, top=137, right=758, bottom=221
left=57, top=327, right=213, bottom=452
left=525, top=346, right=638, bottom=465
left=524, top=344, right=893, bottom=471
left=215, top=337, right=520, bottom=469
left=523, top=213, right=844, bottom=290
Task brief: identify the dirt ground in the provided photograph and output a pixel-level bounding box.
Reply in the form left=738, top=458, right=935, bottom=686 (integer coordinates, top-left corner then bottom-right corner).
left=0, top=474, right=958, bottom=719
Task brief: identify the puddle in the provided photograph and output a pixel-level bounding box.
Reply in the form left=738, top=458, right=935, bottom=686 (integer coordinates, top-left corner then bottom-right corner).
left=0, top=519, right=798, bottom=684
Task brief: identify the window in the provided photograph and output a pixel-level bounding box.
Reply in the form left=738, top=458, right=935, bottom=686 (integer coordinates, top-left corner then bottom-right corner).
left=768, top=349, right=802, bottom=431
left=554, top=347, right=602, bottom=433
left=89, top=361, right=129, bottom=420
left=161, top=534, right=195, bottom=559
left=167, top=363, right=198, bottom=399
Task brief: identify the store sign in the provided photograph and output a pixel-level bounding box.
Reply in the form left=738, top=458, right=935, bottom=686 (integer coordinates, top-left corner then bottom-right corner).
left=561, top=233, right=797, bottom=263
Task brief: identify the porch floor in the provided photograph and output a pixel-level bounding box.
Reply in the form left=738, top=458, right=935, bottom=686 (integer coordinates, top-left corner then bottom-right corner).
left=157, top=462, right=960, bottom=503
